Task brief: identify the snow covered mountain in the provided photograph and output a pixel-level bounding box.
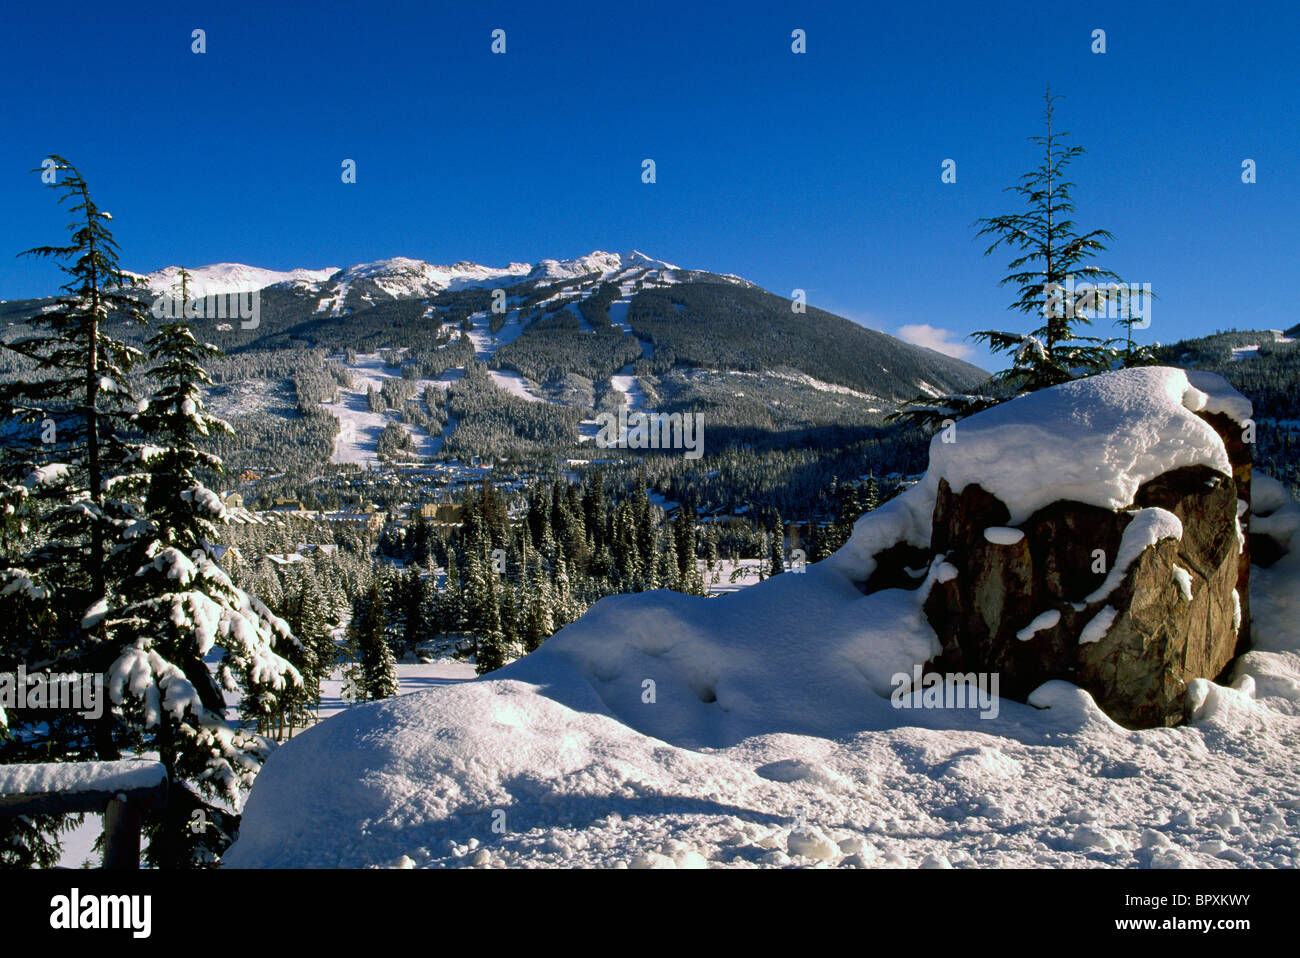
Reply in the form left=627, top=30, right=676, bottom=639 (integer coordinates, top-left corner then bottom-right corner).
left=308, top=250, right=689, bottom=316
left=130, top=251, right=685, bottom=307
left=4, top=249, right=991, bottom=472
left=128, top=263, right=341, bottom=298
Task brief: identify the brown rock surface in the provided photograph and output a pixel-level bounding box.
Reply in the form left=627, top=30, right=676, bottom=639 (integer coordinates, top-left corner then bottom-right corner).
left=924, top=462, right=1244, bottom=728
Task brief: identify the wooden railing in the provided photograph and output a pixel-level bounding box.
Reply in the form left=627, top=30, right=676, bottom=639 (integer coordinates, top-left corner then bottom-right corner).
left=0, top=760, right=168, bottom=868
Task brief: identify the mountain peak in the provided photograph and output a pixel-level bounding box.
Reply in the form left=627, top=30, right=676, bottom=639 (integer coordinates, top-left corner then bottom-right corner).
left=621, top=250, right=678, bottom=271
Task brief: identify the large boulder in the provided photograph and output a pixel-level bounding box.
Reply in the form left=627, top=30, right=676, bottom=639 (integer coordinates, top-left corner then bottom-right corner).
left=925, top=464, right=1242, bottom=727
left=887, top=367, right=1253, bottom=728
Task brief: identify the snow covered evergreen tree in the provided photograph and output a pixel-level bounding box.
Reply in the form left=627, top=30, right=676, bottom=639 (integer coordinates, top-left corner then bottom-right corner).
left=474, top=580, right=510, bottom=675
left=107, top=274, right=301, bottom=865
left=768, top=511, right=786, bottom=577
left=0, top=157, right=149, bottom=864
left=349, top=580, right=396, bottom=700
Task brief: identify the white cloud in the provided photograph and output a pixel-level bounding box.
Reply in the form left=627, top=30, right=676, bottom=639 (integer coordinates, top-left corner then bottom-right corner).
left=896, top=323, right=975, bottom=360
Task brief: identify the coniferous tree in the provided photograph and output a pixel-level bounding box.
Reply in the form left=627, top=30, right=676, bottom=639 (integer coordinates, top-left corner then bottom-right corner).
left=521, top=552, right=555, bottom=653
left=768, top=511, right=786, bottom=577
left=474, top=576, right=509, bottom=675
left=892, top=89, right=1141, bottom=426
left=969, top=88, right=1130, bottom=386
left=0, top=159, right=151, bottom=845
left=361, top=621, right=399, bottom=700
left=296, top=575, right=334, bottom=712
left=107, top=270, right=301, bottom=866
left=347, top=580, right=395, bottom=701
left=441, top=549, right=464, bottom=639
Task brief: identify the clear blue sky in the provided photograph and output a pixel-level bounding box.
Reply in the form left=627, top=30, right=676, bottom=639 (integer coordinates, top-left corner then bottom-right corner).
left=2, top=0, right=1296, bottom=370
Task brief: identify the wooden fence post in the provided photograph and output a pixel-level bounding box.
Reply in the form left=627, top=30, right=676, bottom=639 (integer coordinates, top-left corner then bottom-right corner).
left=102, top=791, right=142, bottom=870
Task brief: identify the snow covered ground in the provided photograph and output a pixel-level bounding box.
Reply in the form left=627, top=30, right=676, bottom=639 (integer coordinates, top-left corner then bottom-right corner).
left=316, top=658, right=477, bottom=722
left=701, top=558, right=768, bottom=595
left=226, top=367, right=1300, bottom=869
left=52, top=657, right=478, bottom=868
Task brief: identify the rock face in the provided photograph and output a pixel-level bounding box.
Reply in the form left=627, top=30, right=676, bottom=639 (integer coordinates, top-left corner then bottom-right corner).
left=921, top=408, right=1251, bottom=729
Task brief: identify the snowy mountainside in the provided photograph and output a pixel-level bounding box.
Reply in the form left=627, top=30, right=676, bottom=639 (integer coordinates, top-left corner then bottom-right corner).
left=0, top=249, right=996, bottom=470
left=226, top=368, right=1300, bottom=868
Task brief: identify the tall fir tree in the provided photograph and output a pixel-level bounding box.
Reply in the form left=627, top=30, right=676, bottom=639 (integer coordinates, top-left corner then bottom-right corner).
left=892, top=89, right=1142, bottom=426
left=768, top=510, right=786, bottom=577
left=107, top=279, right=301, bottom=865
left=0, top=158, right=144, bottom=864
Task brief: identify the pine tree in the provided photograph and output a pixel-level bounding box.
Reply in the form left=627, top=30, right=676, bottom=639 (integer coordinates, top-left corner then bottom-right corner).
left=673, top=501, right=698, bottom=585
left=521, top=553, right=555, bottom=653
left=968, top=88, right=1132, bottom=388
left=347, top=581, right=395, bottom=701
left=657, top=529, right=677, bottom=589
left=892, top=89, right=1139, bottom=427
left=441, top=549, right=464, bottom=638
left=0, top=161, right=151, bottom=863
left=474, top=579, right=509, bottom=676
left=768, top=511, right=786, bottom=577
left=9, top=156, right=149, bottom=601
left=0, top=157, right=150, bottom=818
left=296, top=574, right=333, bottom=712
left=362, top=623, right=399, bottom=700
left=107, top=272, right=301, bottom=866
left=412, top=563, right=439, bottom=654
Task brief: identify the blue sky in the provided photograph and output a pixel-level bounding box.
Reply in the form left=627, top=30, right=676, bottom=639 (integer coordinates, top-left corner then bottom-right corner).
left=2, top=0, right=1296, bottom=370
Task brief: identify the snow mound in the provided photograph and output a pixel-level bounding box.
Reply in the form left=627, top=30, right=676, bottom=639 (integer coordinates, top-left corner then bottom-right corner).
left=984, top=526, right=1025, bottom=546
left=925, top=367, right=1234, bottom=525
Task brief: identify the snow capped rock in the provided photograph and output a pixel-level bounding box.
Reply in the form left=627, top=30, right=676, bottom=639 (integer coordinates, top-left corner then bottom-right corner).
left=927, top=367, right=1234, bottom=526
left=1083, top=507, right=1183, bottom=604
left=332, top=256, right=533, bottom=298
left=621, top=249, right=679, bottom=271
left=528, top=251, right=625, bottom=280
